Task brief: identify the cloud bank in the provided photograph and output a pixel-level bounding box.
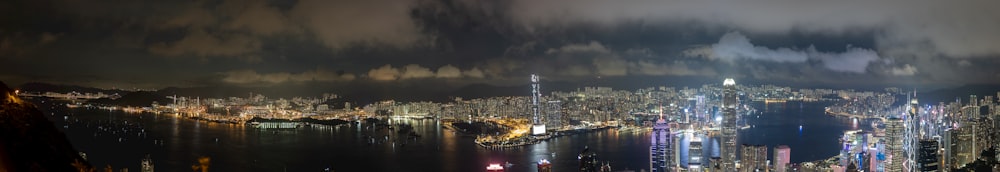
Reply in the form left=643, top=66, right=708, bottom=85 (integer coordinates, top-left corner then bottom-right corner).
left=687, top=32, right=881, bottom=74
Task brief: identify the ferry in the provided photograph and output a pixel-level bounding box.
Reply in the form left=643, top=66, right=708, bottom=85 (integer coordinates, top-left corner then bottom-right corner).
left=486, top=163, right=504, bottom=171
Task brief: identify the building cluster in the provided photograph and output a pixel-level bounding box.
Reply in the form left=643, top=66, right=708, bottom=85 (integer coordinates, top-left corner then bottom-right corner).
left=807, top=91, right=1000, bottom=172
left=646, top=79, right=1000, bottom=172
left=826, top=92, right=898, bottom=118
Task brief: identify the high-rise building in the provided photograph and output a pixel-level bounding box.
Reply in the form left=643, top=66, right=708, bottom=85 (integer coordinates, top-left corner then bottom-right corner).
left=774, top=145, right=791, bottom=172
left=740, top=144, right=767, bottom=172
left=544, top=101, right=563, bottom=131
left=916, top=140, right=939, bottom=172
left=885, top=117, right=905, bottom=172
left=721, top=78, right=739, bottom=171
left=943, top=128, right=956, bottom=169
left=708, top=157, right=722, bottom=172
left=906, top=94, right=921, bottom=172
left=580, top=147, right=600, bottom=172
left=531, top=74, right=545, bottom=135
left=954, top=126, right=976, bottom=167
left=689, top=137, right=704, bottom=170
left=650, top=114, right=673, bottom=172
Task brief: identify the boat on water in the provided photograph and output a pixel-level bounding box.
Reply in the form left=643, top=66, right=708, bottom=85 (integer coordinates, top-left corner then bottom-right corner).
left=141, top=154, right=154, bottom=172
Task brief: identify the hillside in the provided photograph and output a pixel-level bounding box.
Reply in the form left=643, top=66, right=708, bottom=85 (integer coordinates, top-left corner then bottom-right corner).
left=0, top=81, right=91, bottom=171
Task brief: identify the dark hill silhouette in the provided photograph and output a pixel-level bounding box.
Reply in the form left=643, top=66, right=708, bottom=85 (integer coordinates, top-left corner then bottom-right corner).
left=1, top=81, right=91, bottom=171
left=921, top=84, right=1000, bottom=104
left=89, top=91, right=171, bottom=107
left=18, top=82, right=127, bottom=95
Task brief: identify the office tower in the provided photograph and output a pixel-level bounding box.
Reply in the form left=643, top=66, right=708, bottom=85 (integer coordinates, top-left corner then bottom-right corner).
left=708, top=157, right=722, bottom=172
left=916, top=140, right=939, bottom=171
left=954, top=126, right=976, bottom=166
left=943, top=128, right=955, bottom=169
left=906, top=94, right=920, bottom=171
left=545, top=101, right=563, bottom=131
left=774, top=145, right=791, bottom=172
left=971, top=95, right=978, bottom=107
left=530, top=74, right=546, bottom=135
left=740, top=144, right=767, bottom=172
left=696, top=95, right=706, bottom=125
left=650, top=115, right=672, bottom=172
left=690, top=137, right=704, bottom=170
left=721, top=78, right=738, bottom=171
left=885, top=117, right=905, bottom=172
left=868, top=148, right=879, bottom=172
left=580, top=147, right=599, bottom=172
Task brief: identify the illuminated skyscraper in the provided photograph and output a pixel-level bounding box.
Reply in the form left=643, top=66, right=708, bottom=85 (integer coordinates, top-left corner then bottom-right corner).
left=740, top=144, right=767, bottom=172
left=650, top=109, right=673, bottom=172
left=774, top=145, right=790, bottom=172
left=708, top=157, right=722, bottom=172
left=531, top=74, right=545, bottom=135
left=689, top=137, right=704, bottom=170
left=915, top=140, right=939, bottom=172
left=721, top=78, right=738, bottom=171
left=545, top=101, right=563, bottom=131
left=885, top=117, right=905, bottom=172
left=905, top=93, right=920, bottom=172
left=943, top=128, right=956, bottom=169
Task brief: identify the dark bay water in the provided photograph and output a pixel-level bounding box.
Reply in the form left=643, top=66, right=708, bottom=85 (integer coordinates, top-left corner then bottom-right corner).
left=34, top=99, right=860, bottom=171
left=738, top=101, right=870, bottom=163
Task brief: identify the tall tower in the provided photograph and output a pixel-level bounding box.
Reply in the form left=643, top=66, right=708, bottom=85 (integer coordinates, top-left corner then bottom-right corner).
left=915, top=140, right=939, bottom=171
left=689, top=137, right=704, bottom=170
left=774, top=145, right=791, bottom=172
left=885, top=117, right=905, bottom=172
left=740, top=144, right=767, bottom=172
left=905, top=91, right=920, bottom=171
left=650, top=107, right=673, bottom=172
left=721, top=78, right=738, bottom=171
left=531, top=74, right=546, bottom=135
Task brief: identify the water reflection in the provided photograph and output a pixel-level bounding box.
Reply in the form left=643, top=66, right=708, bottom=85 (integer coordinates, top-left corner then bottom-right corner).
left=35, top=99, right=865, bottom=171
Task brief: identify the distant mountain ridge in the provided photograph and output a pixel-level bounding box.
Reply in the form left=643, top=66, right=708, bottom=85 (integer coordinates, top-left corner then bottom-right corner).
left=18, top=82, right=129, bottom=95
left=920, top=84, right=1000, bottom=104
left=16, top=81, right=1000, bottom=106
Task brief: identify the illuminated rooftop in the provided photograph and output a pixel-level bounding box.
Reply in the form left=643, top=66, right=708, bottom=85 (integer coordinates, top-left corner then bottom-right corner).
left=723, top=78, right=736, bottom=86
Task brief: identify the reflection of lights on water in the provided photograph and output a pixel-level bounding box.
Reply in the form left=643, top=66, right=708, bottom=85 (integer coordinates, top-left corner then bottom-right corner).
left=853, top=118, right=858, bottom=128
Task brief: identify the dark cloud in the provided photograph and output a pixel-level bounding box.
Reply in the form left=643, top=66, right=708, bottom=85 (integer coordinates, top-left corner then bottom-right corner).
left=1, top=0, right=999, bottom=90
left=686, top=32, right=881, bottom=74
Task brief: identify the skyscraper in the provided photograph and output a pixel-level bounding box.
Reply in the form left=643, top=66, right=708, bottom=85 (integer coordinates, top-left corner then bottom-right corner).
left=916, top=140, right=939, bottom=171
left=774, top=145, right=790, bottom=172
left=650, top=110, right=673, bottom=172
left=740, top=144, right=767, bottom=172
left=885, top=117, right=905, bottom=172
left=689, top=137, right=704, bottom=170
left=530, top=74, right=545, bottom=135
left=545, top=100, right=563, bottom=131
left=721, top=78, right=738, bottom=171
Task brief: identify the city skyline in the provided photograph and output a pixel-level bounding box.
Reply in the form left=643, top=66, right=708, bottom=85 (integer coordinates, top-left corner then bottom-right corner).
left=3, top=0, right=1000, bottom=90
left=4, top=77, right=1000, bottom=171
left=3, top=1, right=1000, bottom=171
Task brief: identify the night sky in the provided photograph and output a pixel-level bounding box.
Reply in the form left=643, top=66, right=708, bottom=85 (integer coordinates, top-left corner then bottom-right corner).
left=2, top=0, right=1000, bottom=90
